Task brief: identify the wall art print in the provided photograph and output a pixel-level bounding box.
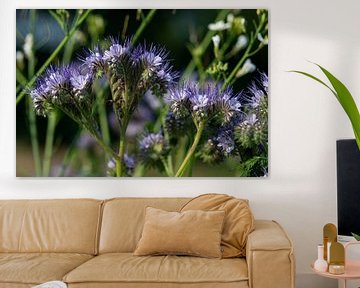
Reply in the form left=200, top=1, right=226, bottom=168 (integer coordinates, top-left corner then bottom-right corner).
left=16, top=9, right=269, bottom=177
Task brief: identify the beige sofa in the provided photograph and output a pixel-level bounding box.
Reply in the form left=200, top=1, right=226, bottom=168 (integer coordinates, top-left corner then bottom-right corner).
left=0, top=198, right=295, bottom=288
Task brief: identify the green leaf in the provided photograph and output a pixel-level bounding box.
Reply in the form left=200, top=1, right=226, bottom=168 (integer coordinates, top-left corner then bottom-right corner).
left=289, top=70, right=338, bottom=100
left=351, top=232, right=360, bottom=241
left=316, top=64, right=360, bottom=150
left=290, top=64, right=360, bottom=150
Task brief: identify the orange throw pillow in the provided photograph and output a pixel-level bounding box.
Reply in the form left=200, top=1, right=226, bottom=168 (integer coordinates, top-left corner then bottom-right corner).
left=181, top=194, right=254, bottom=258
left=134, top=207, right=225, bottom=258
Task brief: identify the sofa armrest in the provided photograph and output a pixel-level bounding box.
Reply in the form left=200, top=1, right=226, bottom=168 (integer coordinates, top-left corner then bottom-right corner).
left=246, top=220, right=295, bottom=288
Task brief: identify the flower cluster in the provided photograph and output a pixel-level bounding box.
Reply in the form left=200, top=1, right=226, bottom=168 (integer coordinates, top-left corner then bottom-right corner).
left=233, top=73, right=268, bottom=176
left=194, top=72, right=268, bottom=176
left=198, top=125, right=235, bottom=164
left=83, top=39, right=175, bottom=126
left=30, top=64, right=96, bottom=133
left=167, top=82, right=242, bottom=125
left=28, top=28, right=268, bottom=177
left=138, top=132, right=169, bottom=168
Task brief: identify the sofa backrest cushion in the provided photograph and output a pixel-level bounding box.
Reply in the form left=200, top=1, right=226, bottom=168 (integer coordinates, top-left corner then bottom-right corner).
left=0, top=199, right=102, bottom=254
left=99, top=198, right=189, bottom=253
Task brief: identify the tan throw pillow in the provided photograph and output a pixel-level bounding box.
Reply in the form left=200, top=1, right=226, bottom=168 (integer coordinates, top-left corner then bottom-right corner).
left=181, top=194, right=254, bottom=258
left=134, top=207, right=225, bottom=258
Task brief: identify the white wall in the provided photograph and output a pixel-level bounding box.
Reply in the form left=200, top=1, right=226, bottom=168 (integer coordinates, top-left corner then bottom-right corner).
left=1, top=1, right=360, bottom=287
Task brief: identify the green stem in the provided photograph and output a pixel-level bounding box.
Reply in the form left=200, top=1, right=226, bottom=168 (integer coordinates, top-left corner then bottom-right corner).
left=96, top=89, right=111, bottom=146
left=175, top=122, right=205, bottom=177
left=16, top=9, right=93, bottom=105
left=116, top=129, right=126, bottom=177
left=167, top=154, right=174, bottom=176
left=222, top=16, right=267, bottom=90
left=131, top=9, right=157, bottom=45
left=42, top=112, right=57, bottom=176
left=161, top=156, right=173, bottom=177
left=16, top=68, right=28, bottom=86
left=27, top=98, right=42, bottom=176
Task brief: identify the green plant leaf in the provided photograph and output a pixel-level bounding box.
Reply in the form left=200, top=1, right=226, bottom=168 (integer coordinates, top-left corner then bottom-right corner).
left=351, top=232, right=360, bottom=241
left=289, top=70, right=337, bottom=99
left=316, top=64, right=360, bottom=150
left=290, top=64, right=360, bottom=150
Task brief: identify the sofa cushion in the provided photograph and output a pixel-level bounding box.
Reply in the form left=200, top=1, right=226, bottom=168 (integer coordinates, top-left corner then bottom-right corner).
left=134, top=207, right=225, bottom=258
left=0, top=199, right=103, bottom=254
left=0, top=253, right=93, bottom=285
left=63, top=253, right=248, bottom=285
left=99, top=198, right=190, bottom=253
left=181, top=194, right=254, bottom=258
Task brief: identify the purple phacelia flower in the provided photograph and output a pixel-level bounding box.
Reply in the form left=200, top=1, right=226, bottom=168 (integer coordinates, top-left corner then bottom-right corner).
left=260, top=72, right=268, bottom=93
left=69, top=65, right=93, bottom=95
left=215, top=129, right=235, bottom=155
left=103, top=38, right=131, bottom=64
left=44, top=65, right=72, bottom=97
left=138, top=132, right=169, bottom=165
left=215, top=87, right=243, bottom=123
left=168, top=82, right=242, bottom=124
left=30, top=77, right=51, bottom=116
left=245, top=72, right=268, bottom=109
left=81, top=47, right=104, bottom=74
left=243, top=113, right=258, bottom=125
left=139, top=132, right=165, bottom=151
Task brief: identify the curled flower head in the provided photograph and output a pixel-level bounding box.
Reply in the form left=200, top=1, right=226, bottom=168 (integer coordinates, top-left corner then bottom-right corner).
left=30, top=77, right=51, bottom=116
left=244, top=72, right=268, bottom=122
left=44, top=65, right=72, bottom=98
left=187, top=82, right=219, bottom=121
left=29, top=64, right=97, bottom=134
left=103, top=38, right=131, bottom=64
left=166, top=84, right=191, bottom=117
left=81, top=47, right=104, bottom=75
left=215, top=129, right=235, bottom=155
left=133, top=44, right=175, bottom=96
left=259, top=72, right=269, bottom=93
left=138, top=132, right=169, bottom=167
left=29, top=65, right=73, bottom=116
left=214, top=87, right=242, bottom=123
left=69, top=65, right=93, bottom=96
left=168, top=82, right=242, bottom=124
left=99, top=39, right=175, bottom=120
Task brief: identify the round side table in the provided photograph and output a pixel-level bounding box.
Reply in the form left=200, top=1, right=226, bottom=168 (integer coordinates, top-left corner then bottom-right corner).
left=311, top=242, right=360, bottom=288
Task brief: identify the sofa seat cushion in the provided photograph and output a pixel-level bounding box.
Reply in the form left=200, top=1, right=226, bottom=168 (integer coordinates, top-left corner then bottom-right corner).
left=64, top=253, right=248, bottom=285
left=0, top=253, right=93, bottom=285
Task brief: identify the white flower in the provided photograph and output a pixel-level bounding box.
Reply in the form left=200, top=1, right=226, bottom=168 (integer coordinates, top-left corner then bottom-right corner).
left=208, top=20, right=231, bottom=31
left=212, top=35, right=220, bottom=48
left=257, top=33, right=268, bottom=45
left=16, top=51, right=25, bottom=69
left=227, top=13, right=234, bottom=24
left=235, top=35, right=248, bottom=50
left=23, top=33, right=34, bottom=59
left=236, top=59, right=256, bottom=78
